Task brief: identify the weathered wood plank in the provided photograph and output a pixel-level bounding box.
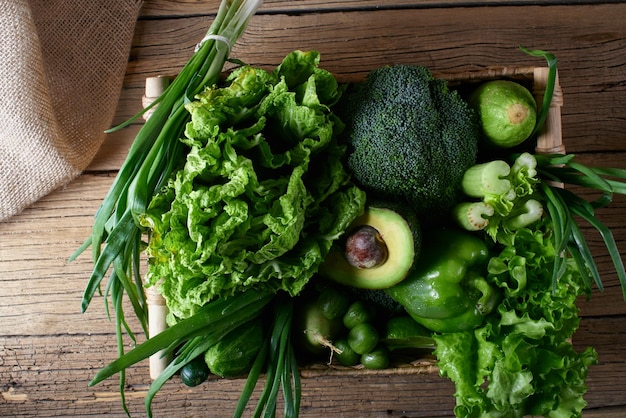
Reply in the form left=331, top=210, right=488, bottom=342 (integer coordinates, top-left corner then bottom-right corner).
left=137, top=0, right=622, bottom=17
left=110, top=4, right=626, bottom=158
left=1, top=316, right=624, bottom=417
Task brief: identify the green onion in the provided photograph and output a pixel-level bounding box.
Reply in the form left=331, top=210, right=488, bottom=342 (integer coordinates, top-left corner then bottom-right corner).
left=536, top=154, right=626, bottom=300
left=71, top=0, right=263, bottom=310
left=252, top=296, right=299, bottom=418
left=232, top=295, right=299, bottom=418
left=69, top=1, right=263, bottom=411
left=73, top=0, right=263, bottom=314
left=519, top=46, right=558, bottom=137
left=89, top=288, right=273, bottom=386
left=143, top=299, right=271, bottom=418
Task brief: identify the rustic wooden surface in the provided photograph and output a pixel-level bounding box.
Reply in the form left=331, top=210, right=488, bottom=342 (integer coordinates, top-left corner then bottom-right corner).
left=2, top=0, right=626, bottom=416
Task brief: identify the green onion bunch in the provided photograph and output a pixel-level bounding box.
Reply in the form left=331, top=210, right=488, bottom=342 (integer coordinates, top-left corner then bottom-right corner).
left=70, top=0, right=265, bottom=414
left=518, top=47, right=626, bottom=301
left=71, top=0, right=263, bottom=336
left=537, top=154, right=626, bottom=299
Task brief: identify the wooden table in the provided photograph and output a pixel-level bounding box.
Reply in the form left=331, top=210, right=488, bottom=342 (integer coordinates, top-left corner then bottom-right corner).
left=2, top=1, right=626, bottom=416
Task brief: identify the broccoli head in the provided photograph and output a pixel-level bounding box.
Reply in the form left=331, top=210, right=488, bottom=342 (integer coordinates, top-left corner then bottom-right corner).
left=338, top=65, right=480, bottom=218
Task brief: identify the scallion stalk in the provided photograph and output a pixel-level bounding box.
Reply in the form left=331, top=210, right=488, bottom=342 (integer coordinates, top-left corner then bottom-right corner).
left=71, top=0, right=263, bottom=338
left=70, top=0, right=264, bottom=414
left=537, top=154, right=626, bottom=300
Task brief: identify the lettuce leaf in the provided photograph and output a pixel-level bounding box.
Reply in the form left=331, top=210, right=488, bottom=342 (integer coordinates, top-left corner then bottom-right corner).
left=141, top=51, right=365, bottom=322
left=434, top=219, right=597, bottom=417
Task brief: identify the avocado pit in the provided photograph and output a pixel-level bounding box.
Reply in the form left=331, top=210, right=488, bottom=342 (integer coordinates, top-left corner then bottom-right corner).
left=344, top=225, right=389, bottom=269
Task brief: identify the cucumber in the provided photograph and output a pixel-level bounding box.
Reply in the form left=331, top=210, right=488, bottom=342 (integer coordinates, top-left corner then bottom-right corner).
left=204, top=318, right=265, bottom=378
left=179, top=356, right=210, bottom=387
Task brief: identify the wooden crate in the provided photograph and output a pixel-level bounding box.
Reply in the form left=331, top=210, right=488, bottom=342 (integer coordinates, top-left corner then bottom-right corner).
left=142, top=65, right=564, bottom=379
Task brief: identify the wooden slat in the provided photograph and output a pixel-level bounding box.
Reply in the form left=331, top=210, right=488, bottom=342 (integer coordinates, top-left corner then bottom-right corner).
left=111, top=4, right=626, bottom=157
left=137, top=0, right=621, bottom=17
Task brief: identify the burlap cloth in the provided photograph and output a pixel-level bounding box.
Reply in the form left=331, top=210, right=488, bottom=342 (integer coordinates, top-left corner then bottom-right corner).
left=0, top=0, right=143, bottom=221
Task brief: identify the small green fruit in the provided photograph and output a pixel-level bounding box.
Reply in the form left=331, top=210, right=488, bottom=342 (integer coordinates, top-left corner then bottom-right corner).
left=348, top=322, right=379, bottom=355
left=471, top=80, right=537, bottom=148
left=334, top=338, right=361, bottom=366
left=361, top=346, right=390, bottom=370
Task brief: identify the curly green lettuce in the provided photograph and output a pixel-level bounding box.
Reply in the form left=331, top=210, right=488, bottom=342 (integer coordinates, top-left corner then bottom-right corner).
left=141, top=51, right=365, bottom=323
left=434, top=219, right=597, bottom=417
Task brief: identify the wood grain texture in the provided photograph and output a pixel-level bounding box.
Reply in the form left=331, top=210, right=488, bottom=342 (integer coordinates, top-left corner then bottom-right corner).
left=2, top=0, right=626, bottom=416
left=112, top=3, right=626, bottom=156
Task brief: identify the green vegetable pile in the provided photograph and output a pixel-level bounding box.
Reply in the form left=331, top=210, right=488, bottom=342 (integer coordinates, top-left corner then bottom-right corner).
left=72, top=2, right=626, bottom=416
left=87, top=49, right=366, bottom=417
left=435, top=221, right=597, bottom=417
left=291, top=281, right=435, bottom=371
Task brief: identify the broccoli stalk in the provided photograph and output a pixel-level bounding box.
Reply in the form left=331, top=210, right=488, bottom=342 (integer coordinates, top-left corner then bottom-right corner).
left=453, top=152, right=543, bottom=239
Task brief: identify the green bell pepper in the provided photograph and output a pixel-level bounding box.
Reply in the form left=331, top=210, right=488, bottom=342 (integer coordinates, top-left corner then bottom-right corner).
left=385, top=228, right=499, bottom=333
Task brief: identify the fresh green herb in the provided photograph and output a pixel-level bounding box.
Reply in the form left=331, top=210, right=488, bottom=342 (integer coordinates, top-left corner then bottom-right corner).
left=247, top=296, right=300, bottom=418
left=536, top=153, right=626, bottom=299
left=72, top=0, right=264, bottom=315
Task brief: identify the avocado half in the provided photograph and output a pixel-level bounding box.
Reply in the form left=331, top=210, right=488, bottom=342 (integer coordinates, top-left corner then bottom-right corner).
left=319, top=203, right=421, bottom=289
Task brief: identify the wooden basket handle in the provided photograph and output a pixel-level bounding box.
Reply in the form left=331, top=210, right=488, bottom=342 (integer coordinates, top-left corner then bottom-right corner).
left=143, top=75, right=172, bottom=380
left=533, top=67, right=565, bottom=155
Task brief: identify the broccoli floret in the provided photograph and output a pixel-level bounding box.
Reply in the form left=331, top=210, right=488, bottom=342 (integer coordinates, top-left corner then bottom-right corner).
left=338, top=65, right=480, bottom=218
